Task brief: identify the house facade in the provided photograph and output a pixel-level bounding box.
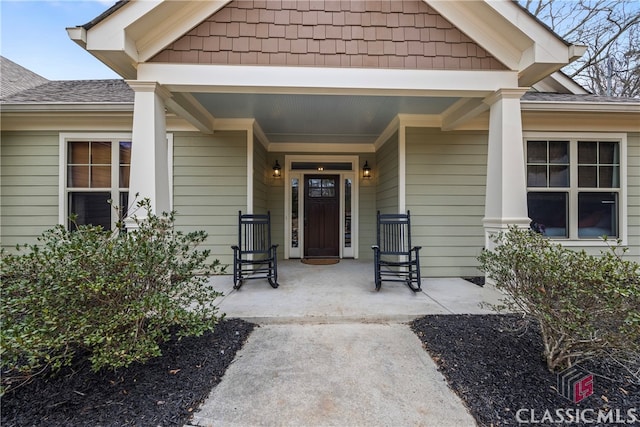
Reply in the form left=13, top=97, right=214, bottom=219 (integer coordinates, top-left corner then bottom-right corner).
left=1, top=0, right=639, bottom=277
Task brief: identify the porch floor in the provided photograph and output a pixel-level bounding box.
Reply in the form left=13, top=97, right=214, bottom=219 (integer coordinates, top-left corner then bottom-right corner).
left=209, top=259, right=504, bottom=324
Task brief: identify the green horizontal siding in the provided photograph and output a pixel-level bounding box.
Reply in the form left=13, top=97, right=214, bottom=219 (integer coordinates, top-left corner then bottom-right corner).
left=376, top=132, right=398, bottom=214
left=1, top=132, right=60, bottom=250
left=406, top=128, right=488, bottom=277
left=172, top=131, right=247, bottom=266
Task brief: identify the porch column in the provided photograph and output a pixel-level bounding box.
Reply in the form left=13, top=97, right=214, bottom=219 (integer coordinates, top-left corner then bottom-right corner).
left=126, top=81, right=171, bottom=225
left=482, top=88, right=530, bottom=250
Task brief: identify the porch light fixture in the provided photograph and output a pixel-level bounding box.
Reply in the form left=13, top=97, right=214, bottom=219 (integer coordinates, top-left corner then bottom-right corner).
left=272, top=160, right=282, bottom=178
left=362, top=161, right=372, bottom=179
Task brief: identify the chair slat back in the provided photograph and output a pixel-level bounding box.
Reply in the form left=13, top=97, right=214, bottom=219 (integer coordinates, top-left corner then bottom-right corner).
left=376, top=211, right=412, bottom=255
left=238, top=212, right=272, bottom=254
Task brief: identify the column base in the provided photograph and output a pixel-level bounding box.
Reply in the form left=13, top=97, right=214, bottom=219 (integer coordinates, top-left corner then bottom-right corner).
left=482, top=217, right=532, bottom=252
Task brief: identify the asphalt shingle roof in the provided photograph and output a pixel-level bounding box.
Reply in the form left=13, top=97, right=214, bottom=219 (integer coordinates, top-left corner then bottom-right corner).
left=1, top=79, right=133, bottom=104
left=0, top=56, right=49, bottom=99
left=523, top=92, right=640, bottom=104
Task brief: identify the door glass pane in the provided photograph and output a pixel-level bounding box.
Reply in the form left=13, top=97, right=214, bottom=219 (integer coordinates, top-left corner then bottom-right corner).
left=69, top=192, right=112, bottom=231
left=527, top=192, right=568, bottom=237
left=344, top=178, right=352, bottom=248
left=291, top=178, right=299, bottom=248
left=578, top=192, right=617, bottom=238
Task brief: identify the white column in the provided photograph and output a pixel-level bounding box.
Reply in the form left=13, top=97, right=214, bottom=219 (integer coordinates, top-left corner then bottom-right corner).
left=126, top=81, right=171, bottom=224
left=482, top=88, right=531, bottom=249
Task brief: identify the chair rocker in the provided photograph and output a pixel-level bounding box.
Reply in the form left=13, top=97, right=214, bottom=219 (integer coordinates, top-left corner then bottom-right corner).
left=231, top=211, right=279, bottom=290
left=371, top=210, right=422, bottom=292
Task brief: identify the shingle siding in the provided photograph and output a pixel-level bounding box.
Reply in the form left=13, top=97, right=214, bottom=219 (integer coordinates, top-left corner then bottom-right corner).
left=151, top=0, right=506, bottom=71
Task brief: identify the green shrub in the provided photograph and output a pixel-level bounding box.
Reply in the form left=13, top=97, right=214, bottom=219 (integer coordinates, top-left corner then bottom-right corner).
left=1, top=199, right=225, bottom=391
left=478, top=226, right=640, bottom=372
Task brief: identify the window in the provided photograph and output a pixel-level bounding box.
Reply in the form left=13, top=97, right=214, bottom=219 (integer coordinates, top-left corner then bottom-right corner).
left=525, top=134, right=625, bottom=242
left=62, top=136, right=131, bottom=231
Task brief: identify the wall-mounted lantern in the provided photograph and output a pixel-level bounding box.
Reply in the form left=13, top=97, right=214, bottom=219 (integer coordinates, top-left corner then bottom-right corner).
left=273, top=160, right=282, bottom=178
left=362, top=161, right=372, bottom=179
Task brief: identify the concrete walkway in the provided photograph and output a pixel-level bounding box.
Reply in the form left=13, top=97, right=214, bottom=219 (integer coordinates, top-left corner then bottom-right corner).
left=188, top=260, right=505, bottom=427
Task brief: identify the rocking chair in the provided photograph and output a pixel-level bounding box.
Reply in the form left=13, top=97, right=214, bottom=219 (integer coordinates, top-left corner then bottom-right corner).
left=231, top=211, right=279, bottom=289
left=372, top=210, right=422, bottom=292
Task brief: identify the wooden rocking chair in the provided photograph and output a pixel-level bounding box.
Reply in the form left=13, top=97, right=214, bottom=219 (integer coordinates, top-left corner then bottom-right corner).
left=371, top=211, right=422, bottom=292
left=231, top=211, right=279, bottom=290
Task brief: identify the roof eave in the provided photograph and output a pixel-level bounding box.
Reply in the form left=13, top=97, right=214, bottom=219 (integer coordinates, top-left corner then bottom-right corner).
left=521, top=100, right=640, bottom=113
left=0, top=103, right=134, bottom=112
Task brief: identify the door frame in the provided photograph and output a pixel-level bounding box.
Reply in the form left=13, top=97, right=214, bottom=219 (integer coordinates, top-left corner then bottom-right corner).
left=284, top=155, right=359, bottom=259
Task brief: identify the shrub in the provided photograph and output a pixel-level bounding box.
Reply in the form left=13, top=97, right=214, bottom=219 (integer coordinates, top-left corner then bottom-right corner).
left=478, top=226, right=640, bottom=372
left=1, top=199, right=225, bottom=392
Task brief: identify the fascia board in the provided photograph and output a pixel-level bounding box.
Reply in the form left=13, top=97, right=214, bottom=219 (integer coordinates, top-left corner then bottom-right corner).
left=0, top=103, right=133, bottom=112
left=532, top=72, right=589, bottom=95
left=138, top=63, right=518, bottom=96
left=82, top=1, right=159, bottom=57
left=485, top=1, right=583, bottom=73
left=134, top=1, right=232, bottom=62
left=522, top=101, right=640, bottom=114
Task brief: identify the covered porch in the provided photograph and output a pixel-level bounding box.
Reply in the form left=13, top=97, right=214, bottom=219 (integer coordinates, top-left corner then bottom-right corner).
left=209, top=259, right=504, bottom=323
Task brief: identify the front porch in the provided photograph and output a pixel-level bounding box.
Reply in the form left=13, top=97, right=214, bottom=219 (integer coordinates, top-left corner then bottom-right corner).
left=209, top=259, right=504, bottom=323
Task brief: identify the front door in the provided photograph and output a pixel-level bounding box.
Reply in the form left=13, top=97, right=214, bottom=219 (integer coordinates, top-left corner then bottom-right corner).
left=304, top=175, right=340, bottom=257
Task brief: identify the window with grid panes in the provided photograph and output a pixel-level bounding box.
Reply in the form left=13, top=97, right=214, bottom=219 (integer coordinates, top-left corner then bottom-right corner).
left=526, top=138, right=621, bottom=240
left=66, top=140, right=131, bottom=230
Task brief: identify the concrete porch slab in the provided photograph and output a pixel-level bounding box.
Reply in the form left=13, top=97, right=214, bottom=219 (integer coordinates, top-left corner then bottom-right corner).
left=209, top=260, right=504, bottom=323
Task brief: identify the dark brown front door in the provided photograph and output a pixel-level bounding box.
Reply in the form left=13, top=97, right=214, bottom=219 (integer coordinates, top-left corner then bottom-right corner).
left=304, top=175, right=339, bottom=258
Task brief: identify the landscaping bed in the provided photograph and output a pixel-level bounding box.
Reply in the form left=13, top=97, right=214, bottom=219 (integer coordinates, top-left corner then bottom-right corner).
left=411, top=314, right=639, bottom=427
left=1, top=318, right=256, bottom=427
left=3, top=314, right=637, bottom=426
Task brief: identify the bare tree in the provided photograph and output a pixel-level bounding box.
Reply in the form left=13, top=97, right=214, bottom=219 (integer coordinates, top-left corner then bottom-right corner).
left=521, top=0, right=640, bottom=97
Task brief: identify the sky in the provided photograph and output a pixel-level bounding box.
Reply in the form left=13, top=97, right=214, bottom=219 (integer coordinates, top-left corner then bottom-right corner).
left=1, top=0, right=120, bottom=80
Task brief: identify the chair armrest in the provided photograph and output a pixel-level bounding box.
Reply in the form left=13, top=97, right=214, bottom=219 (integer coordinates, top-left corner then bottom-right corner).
left=411, top=246, right=422, bottom=253
left=371, top=245, right=380, bottom=250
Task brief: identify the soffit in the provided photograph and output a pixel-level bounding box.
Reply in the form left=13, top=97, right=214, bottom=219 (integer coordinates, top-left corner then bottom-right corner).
left=193, top=92, right=458, bottom=143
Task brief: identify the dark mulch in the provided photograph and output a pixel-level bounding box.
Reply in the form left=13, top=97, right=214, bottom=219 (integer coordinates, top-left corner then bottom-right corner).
left=462, top=276, right=486, bottom=287
left=1, top=318, right=256, bottom=427
left=411, top=314, right=639, bottom=427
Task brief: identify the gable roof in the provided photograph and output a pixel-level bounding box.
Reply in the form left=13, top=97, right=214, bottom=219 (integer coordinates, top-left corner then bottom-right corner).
left=0, top=56, right=49, bottom=99
left=67, top=0, right=585, bottom=86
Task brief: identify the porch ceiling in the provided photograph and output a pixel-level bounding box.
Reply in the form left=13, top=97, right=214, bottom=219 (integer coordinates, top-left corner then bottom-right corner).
left=192, top=92, right=459, bottom=144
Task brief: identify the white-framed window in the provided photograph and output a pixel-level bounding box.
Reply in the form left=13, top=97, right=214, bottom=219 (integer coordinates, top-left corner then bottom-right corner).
left=524, top=132, right=627, bottom=245
left=59, top=133, right=132, bottom=231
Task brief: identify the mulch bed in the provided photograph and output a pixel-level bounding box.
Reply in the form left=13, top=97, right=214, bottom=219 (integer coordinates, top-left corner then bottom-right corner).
left=3, top=315, right=638, bottom=426
left=1, top=318, right=256, bottom=427
left=411, top=314, right=639, bottom=427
